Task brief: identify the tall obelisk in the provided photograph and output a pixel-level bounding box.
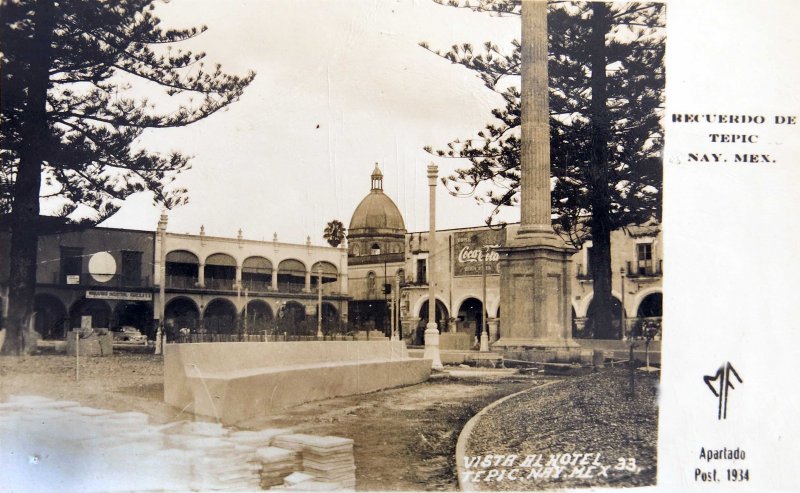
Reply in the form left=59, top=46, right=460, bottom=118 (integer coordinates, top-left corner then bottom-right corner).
left=494, top=0, right=577, bottom=349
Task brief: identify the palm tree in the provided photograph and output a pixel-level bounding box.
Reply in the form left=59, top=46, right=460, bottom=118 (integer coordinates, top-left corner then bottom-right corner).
left=323, top=219, right=346, bottom=247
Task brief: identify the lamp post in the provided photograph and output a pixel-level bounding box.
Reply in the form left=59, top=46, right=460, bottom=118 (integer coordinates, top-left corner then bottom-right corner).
left=394, top=271, right=401, bottom=341
left=424, top=164, right=443, bottom=370
left=620, top=266, right=626, bottom=339
left=317, top=267, right=323, bottom=339
left=155, top=210, right=167, bottom=355
left=480, top=247, right=489, bottom=352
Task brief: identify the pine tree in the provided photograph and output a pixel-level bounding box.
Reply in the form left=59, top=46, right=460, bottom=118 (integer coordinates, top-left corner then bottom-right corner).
left=423, top=1, right=664, bottom=339
left=0, top=0, right=255, bottom=353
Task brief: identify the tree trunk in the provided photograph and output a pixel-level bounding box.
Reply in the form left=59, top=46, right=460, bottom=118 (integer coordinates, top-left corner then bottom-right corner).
left=3, top=0, right=54, bottom=354
left=587, top=3, right=615, bottom=340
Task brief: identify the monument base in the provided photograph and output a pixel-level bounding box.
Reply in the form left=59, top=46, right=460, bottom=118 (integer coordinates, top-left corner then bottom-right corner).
left=492, top=337, right=580, bottom=350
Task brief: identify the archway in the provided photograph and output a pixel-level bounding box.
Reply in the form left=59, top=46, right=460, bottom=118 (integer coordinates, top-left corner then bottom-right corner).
left=69, top=298, right=111, bottom=329
left=242, top=256, right=272, bottom=292
left=637, top=292, right=663, bottom=318
left=205, top=253, right=237, bottom=290
left=277, top=301, right=309, bottom=336
left=165, top=297, right=200, bottom=338
left=456, top=297, right=485, bottom=338
left=311, top=261, right=339, bottom=293
left=321, top=302, right=339, bottom=332
left=113, top=301, right=154, bottom=338
left=278, top=259, right=306, bottom=293
left=34, top=294, right=67, bottom=339
left=584, top=297, right=624, bottom=339
left=416, top=299, right=449, bottom=344
left=241, top=299, right=273, bottom=334
left=203, top=298, right=237, bottom=333
left=166, top=250, right=199, bottom=288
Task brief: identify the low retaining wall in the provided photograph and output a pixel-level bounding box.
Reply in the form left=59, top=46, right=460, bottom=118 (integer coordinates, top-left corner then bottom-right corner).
left=164, top=341, right=431, bottom=424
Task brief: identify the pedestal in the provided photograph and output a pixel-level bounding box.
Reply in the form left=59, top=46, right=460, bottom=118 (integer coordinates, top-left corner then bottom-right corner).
left=493, top=234, right=578, bottom=350
left=423, top=323, right=443, bottom=370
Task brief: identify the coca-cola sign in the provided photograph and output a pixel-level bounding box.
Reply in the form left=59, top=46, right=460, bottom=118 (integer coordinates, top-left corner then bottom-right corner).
left=452, top=229, right=506, bottom=277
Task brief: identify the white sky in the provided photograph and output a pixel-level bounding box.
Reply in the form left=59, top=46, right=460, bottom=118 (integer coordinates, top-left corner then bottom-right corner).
left=102, top=0, right=522, bottom=242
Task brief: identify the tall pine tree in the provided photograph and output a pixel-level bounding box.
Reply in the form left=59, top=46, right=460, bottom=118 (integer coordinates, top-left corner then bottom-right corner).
left=0, top=0, right=255, bottom=353
left=423, top=1, right=664, bottom=338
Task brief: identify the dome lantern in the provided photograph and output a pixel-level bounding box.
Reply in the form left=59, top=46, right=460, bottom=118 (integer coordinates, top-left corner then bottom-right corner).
left=371, top=163, right=383, bottom=191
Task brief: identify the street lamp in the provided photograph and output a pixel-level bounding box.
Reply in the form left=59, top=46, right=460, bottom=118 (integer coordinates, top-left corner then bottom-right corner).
left=155, top=210, right=167, bottom=355
left=423, top=164, right=443, bottom=370
left=620, top=266, right=626, bottom=339
left=479, top=246, right=489, bottom=352
left=317, top=266, right=323, bottom=339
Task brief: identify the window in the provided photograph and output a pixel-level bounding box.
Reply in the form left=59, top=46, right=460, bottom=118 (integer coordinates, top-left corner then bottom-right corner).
left=370, top=243, right=381, bottom=255
left=121, top=251, right=143, bottom=286
left=584, top=245, right=593, bottom=278
left=416, top=258, right=427, bottom=284
left=636, top=243, right=653, bottom=275
left=60, top=247, right=83, bottom=284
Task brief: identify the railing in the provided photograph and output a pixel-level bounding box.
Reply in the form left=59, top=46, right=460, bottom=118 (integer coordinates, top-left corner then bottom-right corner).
left=626, top=260, right=663, bottom=277
left=204, top=277, right=236, bottom=290
left=166, top=275, right=199, bottom=288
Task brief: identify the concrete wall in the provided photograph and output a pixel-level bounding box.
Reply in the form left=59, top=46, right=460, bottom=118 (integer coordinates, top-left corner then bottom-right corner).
left=164, top=340, right=431, bottom=424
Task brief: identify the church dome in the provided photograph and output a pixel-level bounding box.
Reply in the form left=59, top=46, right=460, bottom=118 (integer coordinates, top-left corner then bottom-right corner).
left=349, top=164, right=406, bottom=235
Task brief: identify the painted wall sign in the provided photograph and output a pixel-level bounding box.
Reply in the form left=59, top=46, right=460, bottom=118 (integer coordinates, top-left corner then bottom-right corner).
left=86, top=290, right=153, bottom=301
left=452, top=229, right=505, bottom=277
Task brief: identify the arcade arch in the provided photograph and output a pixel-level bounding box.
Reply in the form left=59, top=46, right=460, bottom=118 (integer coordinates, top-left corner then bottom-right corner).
left=242, top=256, right=272, bottom=291
left=165, top=250, right=199, bottom=288
left=456, top=297, right=485, bottom=337
left=311, top=261, right=339, bottom=292
left=205, top=253, right=236, bottom=290
left=165, top=297, right=200, bottom=333
left=636, top=292, right=663, bottom=318
left=278, top=259, right=306, bottom=293
left=69, top=298, right=111, bottom=329
left=203, top=298, right=237, bottom=333
left=34, top=294, right=67, bottom=339
left=113, top=301, right=153, bottom=338
left=241, top=299, right=273, bottom=333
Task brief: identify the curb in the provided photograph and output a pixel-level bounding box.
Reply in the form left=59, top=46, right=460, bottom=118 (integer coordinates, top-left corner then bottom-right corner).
left=455, top=380, right=562, bottom=492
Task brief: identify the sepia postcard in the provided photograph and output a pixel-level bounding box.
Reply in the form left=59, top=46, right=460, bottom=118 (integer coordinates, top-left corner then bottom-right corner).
left=0, top=0, right=798, bottom=492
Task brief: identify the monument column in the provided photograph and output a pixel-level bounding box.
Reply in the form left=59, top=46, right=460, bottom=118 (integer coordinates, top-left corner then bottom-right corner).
left=494, top=0, right=577, bottom=349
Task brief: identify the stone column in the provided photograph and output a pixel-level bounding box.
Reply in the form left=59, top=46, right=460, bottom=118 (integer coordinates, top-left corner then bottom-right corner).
left=423, top=164, right=443, bottom=369
left=198, top=263, right=205, bottom=288
left=487, top=317, right=500, bottom=343
left=494, top=0, right=577, bottom=350
left=304, top=269, right=311, bottom=293
left=271, top=269, right=278, bottom=291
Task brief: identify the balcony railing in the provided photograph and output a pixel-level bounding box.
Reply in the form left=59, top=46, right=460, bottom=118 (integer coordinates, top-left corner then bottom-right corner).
left=626, top=259, right=663, bottom=278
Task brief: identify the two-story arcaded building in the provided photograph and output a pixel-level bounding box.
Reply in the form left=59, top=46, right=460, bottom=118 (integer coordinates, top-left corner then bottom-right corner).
left=346, top=167, right=663, bottom=343
left=155, top=215, right=349, bottom=338
left=0, top=216, right=349, bottom=341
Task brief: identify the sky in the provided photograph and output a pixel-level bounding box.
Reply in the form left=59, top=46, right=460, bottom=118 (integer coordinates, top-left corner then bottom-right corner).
left=101, top=0, right=523, bottom=242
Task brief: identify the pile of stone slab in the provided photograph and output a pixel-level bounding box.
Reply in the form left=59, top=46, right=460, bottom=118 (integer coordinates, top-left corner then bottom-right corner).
left=1, top=395, right=358, bottom=491
left=273, top=433, right=356, bottom=489
left=254, top=446, right=302, bottom=489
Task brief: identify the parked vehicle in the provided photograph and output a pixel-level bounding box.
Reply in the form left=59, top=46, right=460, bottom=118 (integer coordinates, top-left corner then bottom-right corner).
left=112, top=326, right=147, bottom=344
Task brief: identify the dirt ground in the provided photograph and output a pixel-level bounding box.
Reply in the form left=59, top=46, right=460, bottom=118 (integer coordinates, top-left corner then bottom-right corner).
left=0, top=352, right=547, bottom=491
